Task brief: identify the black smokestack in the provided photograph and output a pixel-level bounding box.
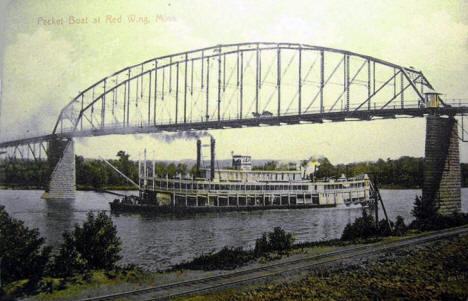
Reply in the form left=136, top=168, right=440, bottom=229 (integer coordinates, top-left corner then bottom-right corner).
left=210, top=137, right=215, bottom=181
left=196, top=139, right=201, bottom=178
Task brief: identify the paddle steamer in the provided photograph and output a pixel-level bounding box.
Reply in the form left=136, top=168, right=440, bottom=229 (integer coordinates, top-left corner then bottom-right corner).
left=110, top=138, right=372, bottom=213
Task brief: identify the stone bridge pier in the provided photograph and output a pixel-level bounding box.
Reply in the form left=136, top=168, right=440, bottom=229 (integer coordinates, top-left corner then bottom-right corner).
left=423, top=114, right=461, bottom=215
left=42, top=137, right=76, bottom=199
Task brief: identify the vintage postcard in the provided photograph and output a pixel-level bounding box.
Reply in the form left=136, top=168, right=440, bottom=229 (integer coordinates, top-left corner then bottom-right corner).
left=0, top=1, right=467, bottom=300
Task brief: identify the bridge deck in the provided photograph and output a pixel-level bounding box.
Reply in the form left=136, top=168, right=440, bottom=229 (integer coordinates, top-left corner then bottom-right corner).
left=1, top=106, right=467, bottom=148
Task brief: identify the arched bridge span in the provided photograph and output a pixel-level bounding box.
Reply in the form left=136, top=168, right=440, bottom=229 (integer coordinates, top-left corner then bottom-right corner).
left=52, top=42, right=451, bottom=138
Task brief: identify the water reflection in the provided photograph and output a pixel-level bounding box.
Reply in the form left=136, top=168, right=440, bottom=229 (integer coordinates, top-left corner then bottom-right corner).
left=43, top=198, right=74, bottom=245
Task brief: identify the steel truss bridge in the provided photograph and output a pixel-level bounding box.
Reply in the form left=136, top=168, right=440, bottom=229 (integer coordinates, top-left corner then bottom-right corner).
left=1, top=42, right=468, bottom=160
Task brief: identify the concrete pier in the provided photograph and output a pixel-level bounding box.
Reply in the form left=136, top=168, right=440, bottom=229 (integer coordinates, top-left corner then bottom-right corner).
left=43, top=137, right=76, bottom=199
left=423, top=115, right=461, bottom=215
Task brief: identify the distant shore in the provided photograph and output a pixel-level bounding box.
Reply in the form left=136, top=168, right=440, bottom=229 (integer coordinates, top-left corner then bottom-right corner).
left=0, top=185, right=138, bottom=191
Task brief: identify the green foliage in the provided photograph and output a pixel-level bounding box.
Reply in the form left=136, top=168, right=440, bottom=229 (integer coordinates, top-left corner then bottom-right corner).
left=254, top=227, right=295, bottom=255
left=4, top=154, right=467, bottom=190
left=411, top=211, right=468, bottom=231
left=175, top=227, right=295, bottom=271
left=50, top=232, right=87, bottom=278
left=0, top=208, right=125, bottom=298
left=315, top=156, right=424, bottom=188
left=174, top=247, right=255, bottom=271
left=0, top=158, right=48, bottom=188
left=341, top=211, right=406, bottom=241
left=393, top=215, right=407, bottom=236
left=70, top=212, right=122, bottom=270
left=199, top=234, right=468, bottom=301
left=341, top=210, right=378, bottom=241
left=0, top=205, right=51, bottom=285
left=410, top=194, right=468, bottom=231
left=411, top=195, right=439, bottom=221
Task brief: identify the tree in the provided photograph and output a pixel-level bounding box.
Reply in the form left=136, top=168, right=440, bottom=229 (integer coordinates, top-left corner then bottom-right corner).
left=263, top=161, right=278, bottom=171
left=71, top=212, right=121, bottom=270
left=411, top=195, right=439, bottom=221
left=176, top=163, right=188, bottom=176
left=88, top=161, right=108, bottom=189
left=116, top=150, right=131, bottom=177
left=0, top=205, right=51, bottom=284
left=51, top=232, right=87, bottom=277
left=254, top=227, right=294, bottom=255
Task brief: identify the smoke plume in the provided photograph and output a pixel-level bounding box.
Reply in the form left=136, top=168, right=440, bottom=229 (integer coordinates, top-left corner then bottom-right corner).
left=150, top=131, right=213, bottom=143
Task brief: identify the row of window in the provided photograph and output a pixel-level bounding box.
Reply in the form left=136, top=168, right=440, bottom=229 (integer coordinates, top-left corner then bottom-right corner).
left=324, top=182, right=366, bottom=190
left=221, top=172, right=301, bottom=181
left=149, top=181, right=311, bottom=191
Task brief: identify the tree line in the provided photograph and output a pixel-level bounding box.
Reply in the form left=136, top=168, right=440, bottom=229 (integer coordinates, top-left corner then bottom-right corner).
left=2, top=152, right=468, bottom=189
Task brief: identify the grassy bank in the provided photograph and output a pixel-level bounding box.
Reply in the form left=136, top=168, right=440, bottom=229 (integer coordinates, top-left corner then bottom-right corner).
left=179, top=233, right=468, bottom=300
left=4, top=269, right=150, bottom=301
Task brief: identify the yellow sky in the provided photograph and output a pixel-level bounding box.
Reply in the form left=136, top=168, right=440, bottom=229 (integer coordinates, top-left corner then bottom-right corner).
left=1, top=0, right=467, bottom=163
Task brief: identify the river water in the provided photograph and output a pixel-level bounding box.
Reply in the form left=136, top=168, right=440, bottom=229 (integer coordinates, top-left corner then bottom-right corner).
left=1, top=189, right=467, bottom=271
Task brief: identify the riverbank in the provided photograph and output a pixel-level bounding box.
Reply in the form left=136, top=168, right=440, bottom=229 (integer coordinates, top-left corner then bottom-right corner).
left=179, top=230, right=468, bottom=300
left=18, top=226, right=468, bottom=300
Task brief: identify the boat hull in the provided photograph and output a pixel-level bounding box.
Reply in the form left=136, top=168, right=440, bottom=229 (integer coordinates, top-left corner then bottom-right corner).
left=109, top=202, right=336, bottom=215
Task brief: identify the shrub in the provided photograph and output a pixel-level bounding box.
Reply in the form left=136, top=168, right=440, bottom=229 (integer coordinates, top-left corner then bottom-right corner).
left=410, top=194, right=468, bottom=231
left=393, top=216, right=407, bottom=236
left=341, top=210, right=378, bottom=241
left=51, top=232, right=87, bottom=278
left=411, top=195, right=439, bottom=221
left=0, top=205, right=51, bottom=285
left=52, top=211, right=121, bottom=274
left=254, top=227, right=294, bottom=255
left=410, top=212, right=468, bottom=231
left=174, top=246, right=255, bottom=271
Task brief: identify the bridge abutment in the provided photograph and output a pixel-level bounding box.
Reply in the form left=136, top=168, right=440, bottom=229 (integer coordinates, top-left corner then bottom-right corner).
left=42, top=137, right=76, bottom=199
left=423, top=115, right=461, bottom=215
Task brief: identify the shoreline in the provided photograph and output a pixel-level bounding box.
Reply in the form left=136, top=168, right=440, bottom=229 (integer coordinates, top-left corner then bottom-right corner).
left=19, top=226, right=468, bottom=300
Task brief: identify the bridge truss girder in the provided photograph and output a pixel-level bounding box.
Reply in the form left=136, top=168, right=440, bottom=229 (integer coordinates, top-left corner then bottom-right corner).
left=0, top=140, right=49, bottom=162
left=52, top=42, right=435, bottom=137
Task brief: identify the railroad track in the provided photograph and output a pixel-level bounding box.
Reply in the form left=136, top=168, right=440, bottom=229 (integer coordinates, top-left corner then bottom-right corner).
left=78, top=225, right=468, bottom=301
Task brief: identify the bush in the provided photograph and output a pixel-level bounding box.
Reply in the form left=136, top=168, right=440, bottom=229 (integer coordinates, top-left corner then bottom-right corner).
left=51, top=232, right=87, bottom=278
left=410, top=194, right=468, bottom=231
left=341, top=210, right=378, bottom=241
left=51, top=211, right=121, bottom=276
left=341, top=210, right=404, bottom=241
left=174, top=247, right=255, bottom=271
left=411, top=195, right=439, bottom=221
left=0, top=205, right=51, bottom=285
left=410, top=212, right=468, bottom=231
left=254, top=227, right=294, bottom=255
left=175, top=227, right=295, bottom=271
left=393, top=216, right=407, bottom=236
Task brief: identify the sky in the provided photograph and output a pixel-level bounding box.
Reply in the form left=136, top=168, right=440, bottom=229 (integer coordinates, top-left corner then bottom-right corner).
left=0, top=0, right=467, bottom=164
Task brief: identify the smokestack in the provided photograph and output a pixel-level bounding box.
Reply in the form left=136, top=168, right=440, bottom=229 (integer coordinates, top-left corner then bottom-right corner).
left=196, top=139, right=201, bottom=177
left=210, top=137, right=215, bottom=181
